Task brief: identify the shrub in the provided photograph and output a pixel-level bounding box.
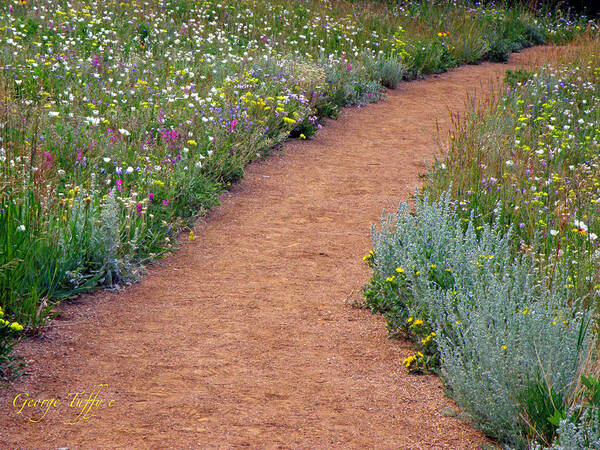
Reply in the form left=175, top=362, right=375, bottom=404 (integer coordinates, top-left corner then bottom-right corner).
left=544, top=407, right=600, bottom=449
left=377, top=56, right=406, bottom=89
left=365, top=192, right=593, bottom=448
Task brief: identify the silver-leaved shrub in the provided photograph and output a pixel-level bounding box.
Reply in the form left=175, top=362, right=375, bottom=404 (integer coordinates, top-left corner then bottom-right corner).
left=368, top=192, right=594, bottom=448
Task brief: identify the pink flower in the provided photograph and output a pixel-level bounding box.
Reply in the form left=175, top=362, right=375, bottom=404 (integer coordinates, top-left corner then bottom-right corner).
left=230, top=119, right=237, bottom=132
left=346, top=64, right=352, bottom=71
left=136, top=204, right=142, bottom=216
left=148, top=192, right=154, bottom=201
left=116, top=178, right=123, bottom=191
left=162, top=199, right=169, bottom=207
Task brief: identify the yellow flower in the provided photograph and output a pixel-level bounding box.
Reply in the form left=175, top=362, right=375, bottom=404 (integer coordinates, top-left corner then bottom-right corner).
left=10, top=322, right=24, bottom=332
left=413, top=319, right=423, bottom=326
left=283, top=117, right=297, bottom=125
left=187, top=140, right=198, bottom=146
left=395, top=267, right=404, bottom=274
left=299, top=133, right=306, bottom=140
left=386, top=275, right=396, bottom=283
left=188, top=231, right=195, bottom=241
left=501, top=345, right=507, bottom=350
left=417, top=352, right=424, bottom=358
left=407, top=317, right=413, bottom=323
left=403, top=355, right=416, bottom=368
left=362, top=250, right=374, bottom=261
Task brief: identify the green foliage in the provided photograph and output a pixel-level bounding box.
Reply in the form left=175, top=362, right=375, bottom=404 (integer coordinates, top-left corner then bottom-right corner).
left=504, top=68, right=534, bottom=87
left=519, top=376, right=567, bottom=446
left=0, top=306, right=25, bottom=381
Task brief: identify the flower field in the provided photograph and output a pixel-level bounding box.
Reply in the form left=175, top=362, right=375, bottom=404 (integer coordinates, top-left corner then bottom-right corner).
left=0, top=0, right=586, bottom=356
left=363, top=34, right=600, bottom=448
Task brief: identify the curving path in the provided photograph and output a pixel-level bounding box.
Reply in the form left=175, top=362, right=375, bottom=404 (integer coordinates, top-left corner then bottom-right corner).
left=1, top=46, right=561, bottom=449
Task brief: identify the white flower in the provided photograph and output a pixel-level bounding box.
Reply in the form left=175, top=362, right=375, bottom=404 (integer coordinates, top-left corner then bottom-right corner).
left=48, top=111, right=60, bottom=117
left=505, top=160, right=514, bottom=166
left=57, top=169, right=66, bottom=177
left=103, top=157, right=111, bottom=163
left=126, top=166, right=134, bottom=174
left=17, top=225, right=26, bottom=232
left=119, top=128, right=130, bottom=136
left=590, top=233, right=598, bottom=241
left=574, top=219, right=588, bottom=231
left=195, top=161, right=202, bottom=168
left=550, top=229, right=559, bottom=236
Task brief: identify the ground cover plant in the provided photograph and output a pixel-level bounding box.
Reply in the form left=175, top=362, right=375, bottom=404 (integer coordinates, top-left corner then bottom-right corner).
left=363, top=34, right=600, bottom=448
left=0, top=0, right=591, bottom=376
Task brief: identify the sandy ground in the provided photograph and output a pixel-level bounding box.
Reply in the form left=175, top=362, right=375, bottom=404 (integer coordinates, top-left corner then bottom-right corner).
left=0, top=46, right=564, bottom=449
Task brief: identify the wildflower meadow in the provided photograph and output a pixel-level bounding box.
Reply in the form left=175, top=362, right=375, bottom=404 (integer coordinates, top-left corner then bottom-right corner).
left=2, top=0, right=590, bottom=379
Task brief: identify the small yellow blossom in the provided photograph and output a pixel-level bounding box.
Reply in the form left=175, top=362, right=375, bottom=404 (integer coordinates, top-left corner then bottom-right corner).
left=10, top=322, right=24, bottom=332
left=362, top=250, right=374, bottom=262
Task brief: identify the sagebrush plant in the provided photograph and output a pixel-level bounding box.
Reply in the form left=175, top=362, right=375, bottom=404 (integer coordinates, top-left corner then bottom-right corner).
left=542, top=407, right=600, bottom=450
left=364, top=192, right=594, bottom=448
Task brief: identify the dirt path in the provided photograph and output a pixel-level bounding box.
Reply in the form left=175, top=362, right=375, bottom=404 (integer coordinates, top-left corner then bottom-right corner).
left=1, top=46, right=560, bottom=449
